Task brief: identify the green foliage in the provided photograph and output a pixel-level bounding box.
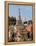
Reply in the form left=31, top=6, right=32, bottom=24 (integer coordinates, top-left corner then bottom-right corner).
left=8, top=16, right=16, bottom=26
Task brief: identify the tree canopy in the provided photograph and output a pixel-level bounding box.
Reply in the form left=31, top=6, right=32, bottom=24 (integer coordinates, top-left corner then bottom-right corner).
left=8, top=16, right=16, bottom=26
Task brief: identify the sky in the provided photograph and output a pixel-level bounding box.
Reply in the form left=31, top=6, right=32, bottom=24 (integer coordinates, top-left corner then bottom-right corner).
left=9, top=4, right=32, bottom=22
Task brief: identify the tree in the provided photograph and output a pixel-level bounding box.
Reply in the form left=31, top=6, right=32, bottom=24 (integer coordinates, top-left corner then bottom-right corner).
left=8, top=16, right=16, bottom=26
